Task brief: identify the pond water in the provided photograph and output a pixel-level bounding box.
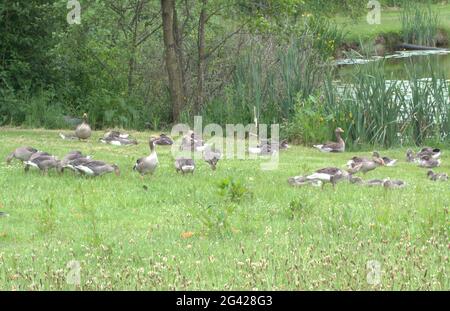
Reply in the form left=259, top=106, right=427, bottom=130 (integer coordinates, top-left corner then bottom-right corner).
left=335, top=50, right=450, bottom=80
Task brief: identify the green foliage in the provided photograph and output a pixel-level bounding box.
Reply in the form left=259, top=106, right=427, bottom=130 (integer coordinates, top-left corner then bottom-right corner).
left=282, top=94, right=333, bottom=145
left=36, top=197, right=57, bottom=235
left=287, top=196, right=313, bottom=220
left=217, top=177, right=252, bottom=203
left=401, top=2, right=440, bottom=46
left=196, top=203, right=238, bottom=236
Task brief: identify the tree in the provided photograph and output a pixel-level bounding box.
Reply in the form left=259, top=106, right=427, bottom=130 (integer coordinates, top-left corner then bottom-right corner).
left=161, top=0, right=185, bottom=123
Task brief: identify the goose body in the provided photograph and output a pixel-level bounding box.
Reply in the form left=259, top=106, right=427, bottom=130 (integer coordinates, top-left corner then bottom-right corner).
left=74, top=160, right=120, bottom=176
left=100, top=136, right=138, bottom=146
left=180, top=131, right=205, bottom=152
left=133, top=138, right=159, bottom=176
left=155, top=133, right=173, bottom=145
left=383, top=178, right=406, bottom=189
left=75, top=113, right=92, bottom=140
left=288, top=176, right=323, bottom=187
left=346, top=152, right=385, bottom=174
left=427, top=170, right=448, bottom=181
left=365, top=179, right=384, bottom=187
left=204, top=147, right=221, bottom=170
left=306, top=167, right=350, bottom=188
left=25, top=155, right=61, bottom=173
left=6, top=146, right=38, bottom=164
left=175, top=157, right=195, bottom=174
left=418, top=156, right=441, bottom=168
left=417, top=147, right=441, bottom=160
left=60, top=151, right=90, bottom=172
left=382, top=156, right=397, bottom=167
left=313, top=128, right=345, bottom=153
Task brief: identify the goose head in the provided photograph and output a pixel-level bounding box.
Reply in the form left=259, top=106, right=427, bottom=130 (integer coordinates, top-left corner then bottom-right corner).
left=112, top=164, right=121, bottom=176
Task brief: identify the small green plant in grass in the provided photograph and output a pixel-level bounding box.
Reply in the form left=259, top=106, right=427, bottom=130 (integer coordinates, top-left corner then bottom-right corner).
left=196, top=203, right=237, bottom=237
left=217, top=177, right=252, bottom=203
left=287, top=197, right=313, bottom=220
left=36, top=197, right=57, bottom=234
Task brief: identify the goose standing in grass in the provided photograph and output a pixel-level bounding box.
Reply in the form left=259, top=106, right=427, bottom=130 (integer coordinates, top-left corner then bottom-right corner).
left=203, top=146, right=221, bottom=170
left=133, top=137, right=159, bottom=178
left=75, top=113, right=92, bottom=140
left=427, top=170, right=448, bottom=181
left=175, top=157, right=195, bottom=174
left=383, top=178, right=406, bottom=189
left=347, top=152, right=385, bottom=174
left=24, top=151, right=54, bottom=171
left=5, top=146, right=38, bottom=164
left=59, top=151, right=90, bottom=173
left=24, top=154, right=61, bottom=175
left=418, top=155, right=441, bottom=168
left=74, top=160, right=120, bottom=177
left=406, top=149, right=415, bottom=162
left=313, top=128, right=345, bottom=153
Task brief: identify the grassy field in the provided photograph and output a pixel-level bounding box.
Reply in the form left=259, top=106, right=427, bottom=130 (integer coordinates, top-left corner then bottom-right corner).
left=0, top=128, right=448, bottom=290
left=334, top=4, right=450, bottom=42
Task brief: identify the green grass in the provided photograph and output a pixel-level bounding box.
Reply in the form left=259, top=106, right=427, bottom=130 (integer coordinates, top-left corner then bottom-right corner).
left=334, top=4, right=450, bottom=43
left=0, top=128, right=449, bottom=290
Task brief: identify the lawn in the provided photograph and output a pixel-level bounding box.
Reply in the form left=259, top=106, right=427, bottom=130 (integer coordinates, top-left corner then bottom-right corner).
left=0, top=128, right=448, bottom=290
left=334, top=4, right=450, bottom=42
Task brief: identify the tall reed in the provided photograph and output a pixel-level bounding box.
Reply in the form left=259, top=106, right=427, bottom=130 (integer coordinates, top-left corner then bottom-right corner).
left=401, top=3, right=439, bottom=47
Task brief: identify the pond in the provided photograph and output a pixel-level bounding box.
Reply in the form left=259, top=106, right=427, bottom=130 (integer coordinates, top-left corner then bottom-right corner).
left=335, top=50, right=450, bottom=80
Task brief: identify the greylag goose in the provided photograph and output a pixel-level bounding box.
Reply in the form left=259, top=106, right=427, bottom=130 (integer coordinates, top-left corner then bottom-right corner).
left=180, top=131, right=206, bottom=152
left=427, top=170, right=448, bottom=181
left=417, top=147, right=441, bottom=159
left=175, top=157, right=195, bottom=174
left=100, top=136, right=138, bottom=146
left=418, top=155, right=441, bottom=168
left=288, top=176, right=323, bottom=187
left=24, top=154, right=61, bottom=174
left=133, top=137, right=159, bottom=177
left=249, top=138, right=287, bottom=155
left=380, top=155, right=397, bottom=166
left=406, top=149, right=415, bottom=162
left=59, top=151, right=90, bottom=172
left=103, top=131, right=130, bottom=139
left=204, top=146, right=221, bottom=170
left=6, top=146, right=38, bottom=164
left=306, top=167, right=350, bottom=188
left=313, top=127, right=345, bottom=153
left=75, top=113, right=92, bottom=140
left=155, top=133, right=173, bottom=145
left=382, top=178, right=406, bottom=189
left=74, top=160, right=120, bottom=176
left=63, top=157, right=92, bottom=173
left=346, top=152, right=385, bottom=174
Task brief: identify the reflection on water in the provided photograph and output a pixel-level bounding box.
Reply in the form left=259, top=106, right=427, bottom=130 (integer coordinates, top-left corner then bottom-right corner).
left=335, top=50, right=450, bottom=80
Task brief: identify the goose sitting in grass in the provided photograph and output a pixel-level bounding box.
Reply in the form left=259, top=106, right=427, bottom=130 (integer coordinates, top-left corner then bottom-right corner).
left=382, top=178, right=406, bottom=189
left=427, top=170, right=448, bottom=181
left=306, top=167, right=352, bottom=188
left=174, top=157, right=195, bottom=174
left=379, top=154, right=397, bottom=166
left=418, top=155, right=441, bottom=168
left=6, top=146, right=38, bottom=164
left=133, top=137, right=159, bottom=178
left=417, top=147, right=441, bottom=159
left=288, top=176, right=323, bottom=187
left=313, top=127, right=345, bottom=153
left=104, top=131, right=130, bottom=139
left=249, top=138, right=287, bottom=155
left=100, top=135, right=138, bottom=146
left=180, top=131, right=206, bottom=152
left=347, top=152, right=385, bottom=174
left=24, top=154, right=61, bottom=175
left=155, top=133, right=174, bottom=145
left=364, top=179, right=384, bottom=187
left=74, top=160, right=120, bottom=176
left=203, top=146, right=221, bottom=170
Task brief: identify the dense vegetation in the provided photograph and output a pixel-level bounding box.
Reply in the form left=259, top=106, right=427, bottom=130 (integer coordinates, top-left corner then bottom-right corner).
left=0, top=1, right=449, bottom=147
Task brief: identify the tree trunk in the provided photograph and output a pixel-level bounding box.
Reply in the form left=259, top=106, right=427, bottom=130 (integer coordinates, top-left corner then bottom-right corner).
left=195, top=0, right=207, bottom=114
left=161, top=0, right=184, bottom=123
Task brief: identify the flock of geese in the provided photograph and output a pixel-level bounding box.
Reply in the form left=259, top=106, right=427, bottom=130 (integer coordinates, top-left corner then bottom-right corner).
left=289, top=127, right=447, bottom=189
left=3, top=116, right=448, bottom=191
left=5, top=114, right=222, bottom=179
